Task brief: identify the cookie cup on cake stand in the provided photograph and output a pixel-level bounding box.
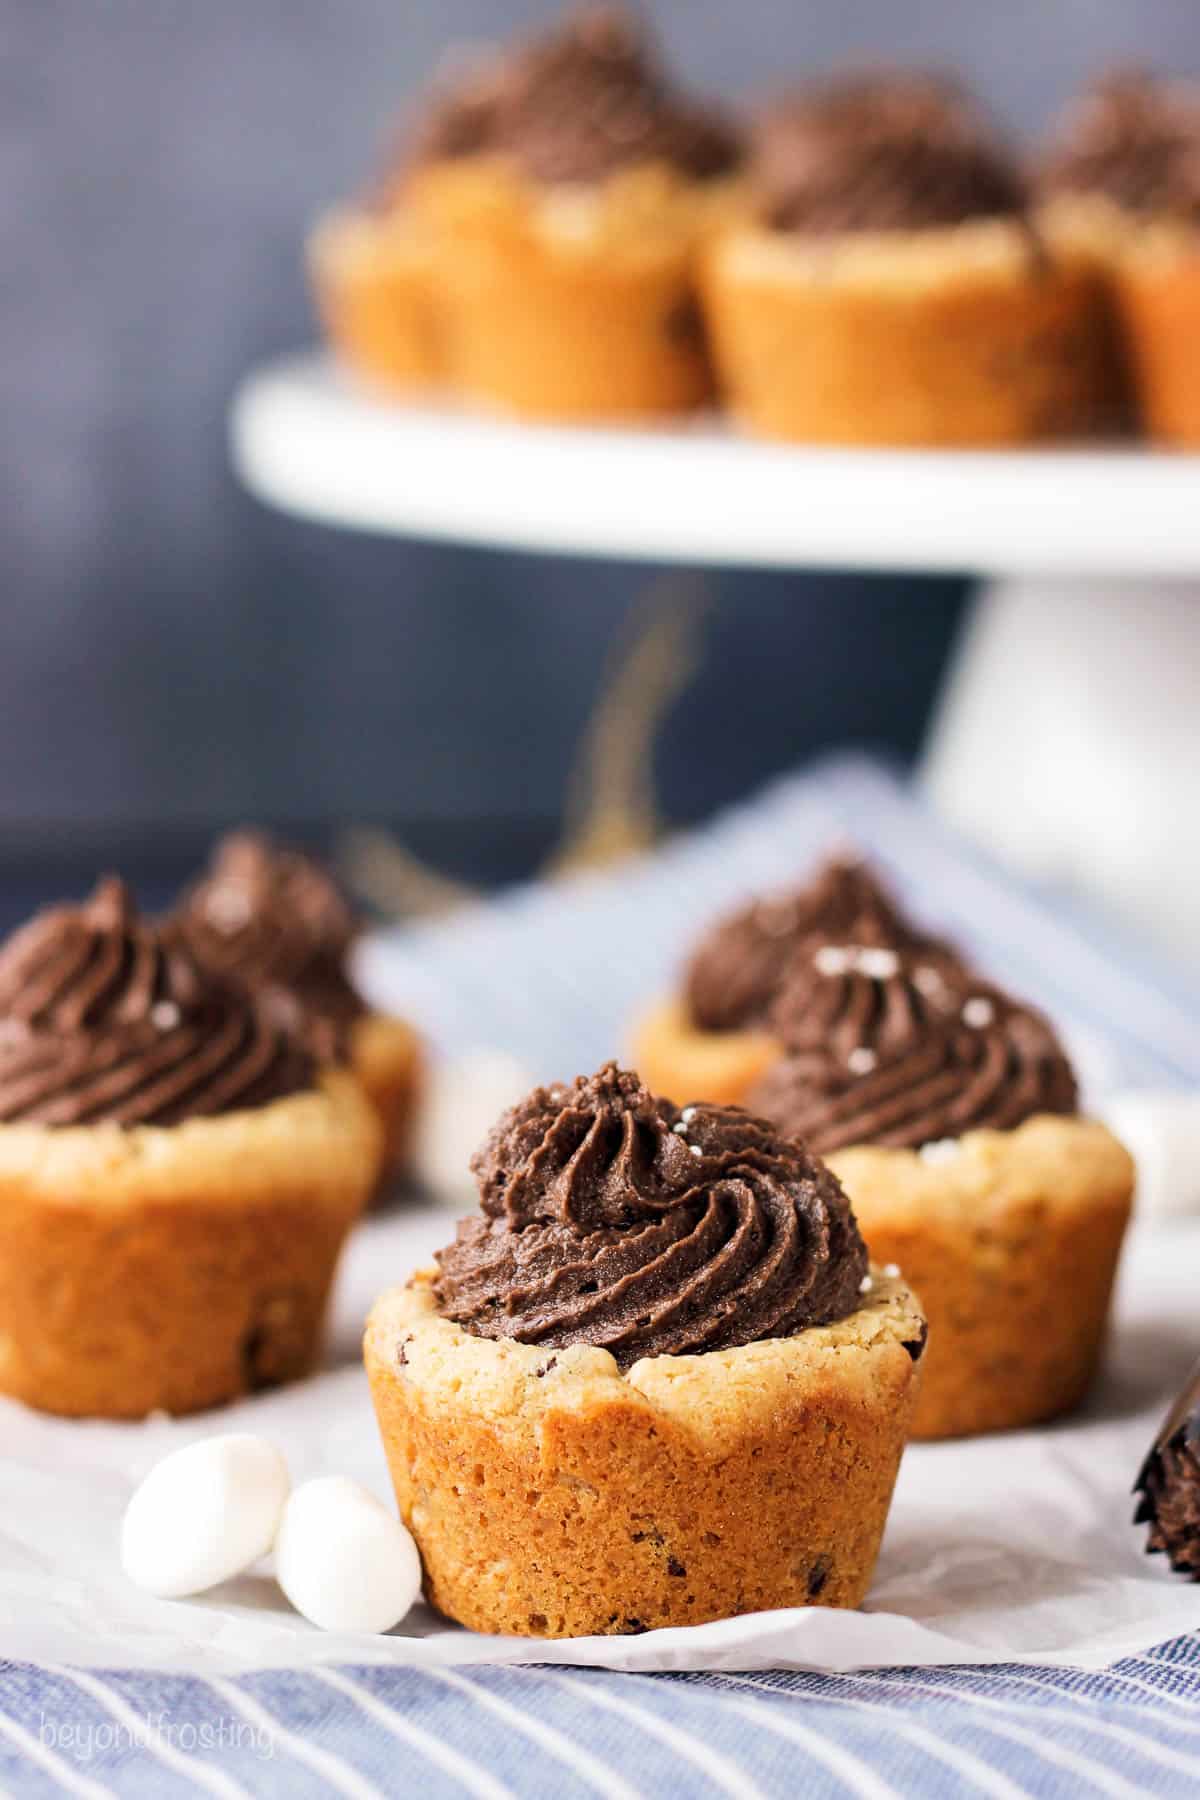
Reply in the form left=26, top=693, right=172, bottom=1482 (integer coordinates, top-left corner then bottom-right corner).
left=829, top=1118, right=1133, bottom=1441
left=420, top=159, right=739, bottom=422
left=0, top=1069, right=380, bottom=1419
left=703, top=74, right=1112, bottom=446
left=308, top=209, right=443, bottom=397
left=704, top=220, right=1111, bottom=446
left=366, top=1264, right=923, bottom=1638
left=409, top=6, right=744, bottom=422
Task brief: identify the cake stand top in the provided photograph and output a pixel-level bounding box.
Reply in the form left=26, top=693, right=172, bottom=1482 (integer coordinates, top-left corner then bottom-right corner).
left=231, top=355, right=1200, bottom=578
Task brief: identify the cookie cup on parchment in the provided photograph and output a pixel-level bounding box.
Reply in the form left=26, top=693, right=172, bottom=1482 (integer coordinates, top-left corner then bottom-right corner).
left=829, top=1115, right=1133, bottom=1442
left=365, top=1266, right=924, bottom=1639
left=414, top=158, right=742, bottom=422
left=0, top=1071, right=380, bottom=1419
left=308, top=208, right=444, bottom=396
left=631, top=993, right=781, bottom=1109
left=349, top=1010, right=423, bottom=1175
left=702, top=217, right=1113, bottom=446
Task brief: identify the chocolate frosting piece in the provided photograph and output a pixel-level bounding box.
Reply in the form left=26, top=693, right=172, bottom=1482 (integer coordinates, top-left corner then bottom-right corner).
left=411, top=5, right=739, bottom=187
left=752, top=73, right=1027, bottom=235
left=0, top=878, right=315, bottom=1128
left=684, top=853, right=956, bottom=1033
left=1038, top=69, right=1200, bottom=223
left=1134, top=1359, right=1200, bottom=1578
left=433, top=1062, right=868, bottom=1369
left=749, top=945, right=1078, bottom=1154
left=175, top=831, right=365, bottom=1064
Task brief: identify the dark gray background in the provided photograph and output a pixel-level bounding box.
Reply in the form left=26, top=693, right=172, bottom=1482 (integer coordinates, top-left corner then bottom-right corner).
left=4, top=2, right=1195, bottom=877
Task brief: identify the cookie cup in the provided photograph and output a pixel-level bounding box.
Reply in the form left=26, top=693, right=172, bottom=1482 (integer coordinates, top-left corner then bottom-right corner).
left=350, top=1011, right=423, bottom=1174
left=0, top=1071, right=381, bottom=1419
left=308, top=209, right=444, bottom=395
left=703, top=217, right=1114, bottom=445
left=829, top=1115, right=1133, bottom=1442
left=1114, top=226, right=1200, bottom=446
left=631, top=995, right=781, bottom=1109
left=414, top=159, right=742, bottom=421
left=365, top=1267, right=924, bottom=1638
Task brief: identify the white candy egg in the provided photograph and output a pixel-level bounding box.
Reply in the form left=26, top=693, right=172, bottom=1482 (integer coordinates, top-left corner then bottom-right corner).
left=274, top=1476, right=421, bottom=1633
left=121, top=1434, right=290, bottom=1599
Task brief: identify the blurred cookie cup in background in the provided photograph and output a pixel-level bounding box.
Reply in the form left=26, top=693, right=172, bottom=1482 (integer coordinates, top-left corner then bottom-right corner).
left=1037, top=69, right=1200, bottom=445
left=174, top=831, right=421, bottom=1178
left=365, top=1064, right=925, bottom=1638
left=633, top=852, right=955, bottom=1108
left=702, top=73, right=1117, bottom=445
left=749, top=948, right=1134, bottom=1440
left=409, top=5, right=744, bottom=422
left=0, top=880, right=379, bottom=1418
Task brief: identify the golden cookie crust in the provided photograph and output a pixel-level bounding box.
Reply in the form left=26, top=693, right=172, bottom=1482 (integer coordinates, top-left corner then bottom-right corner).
left=830, top=1114, right=1133, bottom=1440
left=702, top=217, right=1116, bottom=445
left=350, top=1011, right=423, bottom=1175
left=630, top=994, right=781, bottom=1109
left=0, top=1070, right=381, bottom=1418
left=365, top=1268, right=924, bottom=1638
left=412, top=158, right=744, bottom=422
left=309, top=208, right=444, bottom=396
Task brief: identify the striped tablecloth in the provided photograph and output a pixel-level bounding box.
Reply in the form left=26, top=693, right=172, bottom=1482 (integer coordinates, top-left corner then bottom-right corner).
left=4, top=756, right=1200, bottom=1798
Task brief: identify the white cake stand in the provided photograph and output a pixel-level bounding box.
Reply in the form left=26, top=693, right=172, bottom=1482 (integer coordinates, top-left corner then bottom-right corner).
left=230, top=353, right=1200, bottom=966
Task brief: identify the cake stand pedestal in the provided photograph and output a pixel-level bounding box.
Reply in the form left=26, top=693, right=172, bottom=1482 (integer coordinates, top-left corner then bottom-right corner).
left=230, top=353, right=1200, bottom=964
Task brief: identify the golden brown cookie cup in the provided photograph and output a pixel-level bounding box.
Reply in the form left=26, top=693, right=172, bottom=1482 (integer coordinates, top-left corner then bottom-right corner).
left=631, top=995, right=781, bottom=1108
left=829, top=1115, right=1133, bottom=1442
left=350, top=1011, right=422, bottom=1176
left=1115, top=237, right=1200, bottom=446
left=702, top=217, right=1115, bottom=446
left=365, top=1267, right=924, bottom=1638
left=0, top=1071, right=380, bottom=1419
left=308, top=209, right=444, bottom=396
left=415, top=158, right=741, bottom=422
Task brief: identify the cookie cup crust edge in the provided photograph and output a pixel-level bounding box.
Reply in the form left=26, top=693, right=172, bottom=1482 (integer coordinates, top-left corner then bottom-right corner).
left=0, top=1069, right=381, bottom=1417
left=830, top=1114, right=1134, bottom=1440
left=365, top=1269, right=924, bottom=1638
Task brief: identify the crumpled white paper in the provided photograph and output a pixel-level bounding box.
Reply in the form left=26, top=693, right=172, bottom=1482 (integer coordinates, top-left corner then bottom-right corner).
left=3, top=1206, right=1199, bottom=1676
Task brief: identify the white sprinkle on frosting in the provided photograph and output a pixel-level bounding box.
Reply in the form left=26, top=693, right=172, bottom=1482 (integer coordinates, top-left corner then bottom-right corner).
left=859, top=1274, right=874, bottom=1294
left=882, top=1263, right=901, bottom=1279
left=847, top=1047, right=877, bottom=1075
left=671, top=1121, right=688, bottom=1136
left=919, top=1137, right=961, bottom=1165
left=151, top=1001, right=181, bottom=1031
left=814, top=945, right=850, bottom=976
left=962, top=996, right=995, bottom=1028
left=680, top=1106, right=696, bottom=1123
left=857, top=948, right=900, bottom=980
left=913, top=964, right=943, bottom=994
left=689, top=1144, right=703, bottom=1159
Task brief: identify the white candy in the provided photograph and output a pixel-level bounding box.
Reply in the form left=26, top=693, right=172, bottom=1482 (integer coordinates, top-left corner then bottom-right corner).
left=121, top=1435, right=290, bottom=1599
left=274, top=1476, right=421, bottom=1634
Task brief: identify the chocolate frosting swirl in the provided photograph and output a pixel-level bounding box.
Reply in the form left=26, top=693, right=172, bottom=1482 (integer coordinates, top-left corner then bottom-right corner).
left=0, top=878, right=315, bottom=1128
left=433, top=1062, right=868, bottom=1368
left=752, top=74, right=1027, bottom=234
left=684, top=853, right=957, bottom=1033
left=748, top=944, right=1078, bottom=1154
left=1135, top=1357, right=1200, bottom=1578
left=175, top=832, right=365, bottom=1064
left=1038, top=70, right=1200, bottom=223
left=410, top=6, right=739, bottom=187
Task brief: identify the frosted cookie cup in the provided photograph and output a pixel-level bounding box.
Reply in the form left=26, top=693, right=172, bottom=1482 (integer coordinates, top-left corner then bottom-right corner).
left=703, top=74, right=1114, bottom=445
left=749, top=949, right=1134, bottom=1439
left=365, top=1063, right=925, bottom=1637
left=175, top=830, right=420, bottom=1179
left=0, top=880, right=380, bottom=1417
left=631, top=853, right=957, bottom=1108
left=1037, top=70, right=1200, bottom=444
left=412, top=6, right=744, bottom=421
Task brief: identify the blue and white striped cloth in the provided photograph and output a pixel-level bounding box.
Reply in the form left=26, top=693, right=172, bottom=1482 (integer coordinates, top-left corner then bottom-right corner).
left=4, top=756, right=1199, bottom=1797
